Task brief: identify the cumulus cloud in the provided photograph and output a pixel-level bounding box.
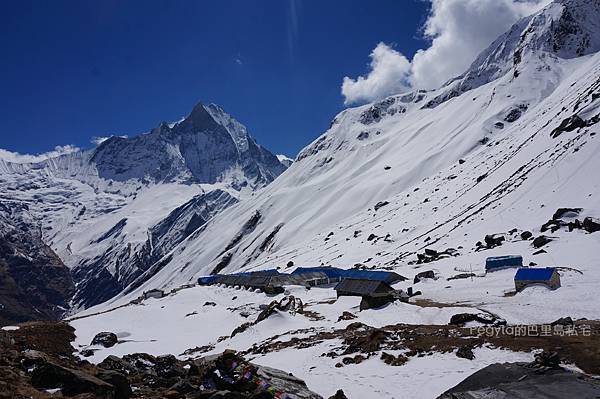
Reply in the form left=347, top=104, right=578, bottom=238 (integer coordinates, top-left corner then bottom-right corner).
left=0, top=145, right=80, bottom=164
left=342, top=0, right=552, bottom=104
left=341, top=42, right=411, bottom=105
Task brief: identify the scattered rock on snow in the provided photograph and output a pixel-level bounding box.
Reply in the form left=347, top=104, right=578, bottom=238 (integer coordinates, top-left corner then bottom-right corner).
left=31, top=362, right=116, bottom=397
left=521, top=231, right=533, bottom=240
left=447, top=273, right=476, bottom=281
left=414, top=270, right=436, bottom=284
left=380, top=352, right=408, bottom=366
left=550, top=114, right=586, bottom=138
left=91, top=332, right=118, bottom=348
left=532, top=235, right=553, bottom=248
left=374, top=201, right=390, bottom=211
left=328, top=389, right=349, bottom=399
left=449, top=313, right=506, bottom=326
left=550, top=317, right=574, bottom=326
left=456, top=346, right=475, bottom=360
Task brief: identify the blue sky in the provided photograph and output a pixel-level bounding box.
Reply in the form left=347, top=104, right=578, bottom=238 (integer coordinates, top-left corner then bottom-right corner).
left=0, top=0, right=430, bottom=157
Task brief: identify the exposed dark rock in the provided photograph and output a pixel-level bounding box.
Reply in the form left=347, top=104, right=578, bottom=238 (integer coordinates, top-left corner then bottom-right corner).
left=337, top=312, right=357, bottom=322
left=212, top=253, right=233, bottom=275
left=91, top=331, right=118, bottom=348
left=343, top=326, right=388, bottom=354
left=437, top=361, right=600, bottom=399
left=447, top=273, right=476, bottom=281
left=328, top=389, right=349, bottom=399
left=449, top=313, right=506, bottom=326
left=231, top=296, right=304, bottom=338
left=96, top=370, right=132, bottom=399
left=550, top=317, right=574, bottom=326
left=530, top=350, right=561, bottom=369
left=374, top=201, right=390, bottom=211
left=520, top=231, right=533, bottom=240
left=504, top=105, right=528, bottom=123
left=476, top=173, right=488, bottom=183
left=533, top=235, right=552, bottom=248
left=550, top=114, right=586, bottom=138
left=0, top=211, right=74, bottom=326
left=553, top=208, right=583, bottom=220
left=380, top=352, right=408, bottom=366
left=80, top=348, right=97, bottom=357
left=356, top=131, right=369, bottom=140
left=414, top=247, right=458, bottom=264
left=414, top=270, right=435, bottom=284
left=583, top=217, right=600, bottom=233
left=475, top=234, right=506, bottom=250
left=456, top=346, right=475, bottom=360
left=92, top=218, right=128, bottom=244
left=31, top=362, right=115, bottom=398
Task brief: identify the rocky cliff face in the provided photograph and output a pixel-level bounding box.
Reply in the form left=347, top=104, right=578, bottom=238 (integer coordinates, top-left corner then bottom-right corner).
left=0, top=204, right=74, bottom=326
left=90, top=102, right=286, bottom=188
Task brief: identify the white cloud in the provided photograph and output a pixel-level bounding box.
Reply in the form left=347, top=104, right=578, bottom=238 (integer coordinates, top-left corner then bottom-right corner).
left=341, top=42, right=411, bottom=105
left=342, top=0, right=552, bottom=104
left=0, top=145, right=80, bottom=164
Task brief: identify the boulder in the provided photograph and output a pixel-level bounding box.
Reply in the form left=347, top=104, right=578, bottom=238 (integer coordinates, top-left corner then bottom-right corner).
left=80, top=349, right=96, bottom=358
left=456, top=346, right=475, bottom=360
left=380, top=352, right=408, bottom=366
left=520, top=231, right=533, bottom=240
left=437, top=361, right=600, bottom=399
left=447, top=273, right=476, bottom=281
left=91, top=331, right=118, bottom=348
left=31, top=361, right=115, bottom=398
left=374, top=201, right=390, bottom=211
left=98, top=355, right=136, bottom=374
left=484, top=234, right=505, bottom=249
left=532, top=235, right=552, bottom=248
left=550, top=317, right=574, bottom=326
left=530, top=351, right=561, bottom=369
left=550, top=114, right=586, bottom=138
left=96, top=370, right=132, bottom=399
left=583, top=217, right=600, bottom=233
left=155, top=354, right=187, bottom=379
left=414, top=270, right=435, bottom=284
left=552, top=208, right=582, bottom=220
left=328, top=390, right=349, bottom=399
left=450, top=313, right=505, bottom=326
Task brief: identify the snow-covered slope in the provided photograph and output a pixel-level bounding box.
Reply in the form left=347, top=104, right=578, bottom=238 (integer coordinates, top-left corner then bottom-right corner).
left=116, top=0, right=600, bottom=299
left=0, top=102, right=288, bottom=309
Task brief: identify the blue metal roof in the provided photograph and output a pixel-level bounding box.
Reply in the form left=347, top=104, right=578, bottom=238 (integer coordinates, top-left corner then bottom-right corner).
left=340, top=269, right=404, bottom=283
left=514, top=267, right=556, bottom=281
left=486, top=255, right=523, bottom=270
left=198, top=275, right=219, bottom=285
left=291, top=267, right=405, bottom=282
left=291, top=267, right=345, bottom=278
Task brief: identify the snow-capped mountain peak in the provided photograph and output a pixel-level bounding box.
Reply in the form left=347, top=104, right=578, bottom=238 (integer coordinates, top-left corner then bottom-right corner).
left=426, top=0, right=600, bottom=108
left=0, top=101, right=289, bottom=309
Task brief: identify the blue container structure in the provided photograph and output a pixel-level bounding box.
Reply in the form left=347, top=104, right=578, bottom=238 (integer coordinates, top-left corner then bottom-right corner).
left=514, top=267, right=561, bottom=291
left=485, top=255, right=523, bottom=272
